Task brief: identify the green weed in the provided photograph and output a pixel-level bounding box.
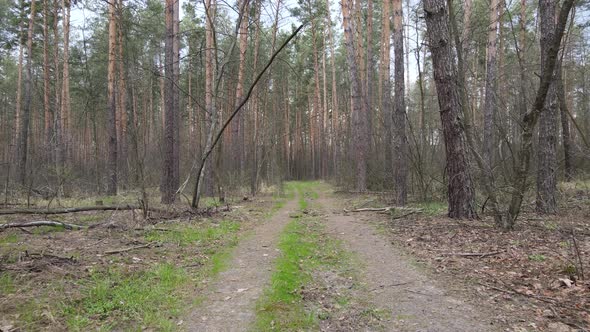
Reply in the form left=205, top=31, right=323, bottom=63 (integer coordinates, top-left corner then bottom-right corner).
left=145, top=220, right=240, bottom=247
left=62, top=264, right=187, bottom=331
left=0, top=272, right=14, bottom=294
left=0, top=233, right=19, bottom=245
left=528, top=254, right=547, bottom=262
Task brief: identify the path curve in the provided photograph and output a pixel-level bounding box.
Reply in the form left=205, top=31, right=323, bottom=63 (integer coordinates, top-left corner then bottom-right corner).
left=185, top=199, right=298, bottom=332
left=318, top=194, right=500, bottom=332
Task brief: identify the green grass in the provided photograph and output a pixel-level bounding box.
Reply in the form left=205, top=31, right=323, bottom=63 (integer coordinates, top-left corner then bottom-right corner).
left=63, top=264, right=187, bottom=331
left=0, top=233, right=19, bottom=245
left=145, top=220, right=240, bottom=247
left=253, top=220, right=320, bottom=330
left=0, top=272, right=15, bottom=294
left=410, top=201, right=447, bottom=216
left=59, top=220, right=242, bottom=331
left=254, top=182, right=353, bottom=331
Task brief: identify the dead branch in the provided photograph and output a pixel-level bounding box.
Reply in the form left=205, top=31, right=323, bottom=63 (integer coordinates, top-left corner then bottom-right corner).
left=0, top=205, right=178, bottom=216
left=0, top=205, right=140, bottom=215
left=104, top=242, right=157, bottom=255
left=344, top=206, right=422, bottom=213
left=0, top=220, right=84, bottom=230
left=440, top=251, right=504, bottom=258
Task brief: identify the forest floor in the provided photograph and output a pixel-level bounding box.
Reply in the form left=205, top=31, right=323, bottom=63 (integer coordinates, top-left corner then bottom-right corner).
left=0, top=181, right=588, bottom=331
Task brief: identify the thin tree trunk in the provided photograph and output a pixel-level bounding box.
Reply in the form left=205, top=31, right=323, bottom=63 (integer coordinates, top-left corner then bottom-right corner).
left=380, top=0, right=392, bottom=181
left=392, top=0, right=408, bottom=205
left=557, top=66, right=573, bottom=181
left=483, top=0, right=499, bottom=166
left=107, top=0, right=118, bottom=195
left=16, top=0, right=36, bottom=185
left=232, top=0, right=249, bottom=179
left=325, top=0, right=339, bottom=178
left=161, top=0, right=176, bottom=203
left=423, top=0, right=477, bottom=219
left=43, top=0, right=52, bottom=162
left=61, top=0, right=70, bottom=167
left=116, top=0, right=128, bottom=187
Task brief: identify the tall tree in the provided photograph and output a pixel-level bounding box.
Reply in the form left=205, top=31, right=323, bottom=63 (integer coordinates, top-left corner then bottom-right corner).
left=61, top=0, right=70, bottom=166
left=380, top=0, right=392, bottom=179
left=161, top=0, right=178, bottom=203
left=536, top=0, right=558, bottom=214
left=483, top=0, right=499, bottom=166
left=341, top=0, right=368, bottom=191
left=392, top=0, right=408, bottom=204
left=107, top=0, right=118, bottom=195
left=423, top=0, right=477, bottom=218
left=16, top=0, right=36, bottom=185
left=232, top=0, right=249, bottom=179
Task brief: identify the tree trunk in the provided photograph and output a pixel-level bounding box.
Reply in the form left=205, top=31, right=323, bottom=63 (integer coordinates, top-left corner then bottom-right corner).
left=116, top=0, right=128, bottom=187
left=423, top=0, right=477, bottom=219
left=392, top=0, right=408, bottom=205
left=232, top=0, right=249, bottom=180
left=107, top=0, right=118, bottom=196
left=325, top=0, right=339, bottom=178
left=161, top=0, right=176, bottom=203
left=16, top=0, right=36, bottom=186
left=43, top=0, right=52, bottom=162
left=536, top=0, right=558, bottom=214
left=557, top=67, right=573, bottom=181
left=380, top=0, right=393, bottom=181
left=506, top=0, right=574, bottom=227
left=341, top=0, right=368, bottom=191
left=483, top=0, right=499, bottom=167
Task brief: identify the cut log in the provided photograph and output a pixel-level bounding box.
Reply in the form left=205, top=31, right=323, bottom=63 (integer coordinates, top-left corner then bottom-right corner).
left=0, top=220, right=84, bottom=230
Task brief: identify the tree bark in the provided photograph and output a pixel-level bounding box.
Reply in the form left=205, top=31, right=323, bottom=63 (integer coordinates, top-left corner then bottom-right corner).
left=557, top=67, right=573, bottom=181
left=506, top=0, right=574, bottom=227
left=61, top=0, right=70, bottom=168
left=16, top=0, right=36, bottom=186
left=107, top=0, right=118, bottom=195
left=483, top=0, right=499, bottom=167
left=341, top=0, right=368, bottom=191
left=161, top=0, right=176, bottom=203
left=536, top=0, right=558, bottom=214
left=392, top=0, right=408, bottom=205
left=43, top=0, right=52, bottom=162
left=423, top=0, right=477, bottom=219
left=380, top=0, right=393, bottom=181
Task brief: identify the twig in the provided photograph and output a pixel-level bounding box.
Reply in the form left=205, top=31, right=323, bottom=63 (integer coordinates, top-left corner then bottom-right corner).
left=104, top=242, right=156, bottom=255
left=344, top=206, right=423, bottom=213
left=571, top=228, right=585, bottom=280
left=0, top=220, right=84, bottom=230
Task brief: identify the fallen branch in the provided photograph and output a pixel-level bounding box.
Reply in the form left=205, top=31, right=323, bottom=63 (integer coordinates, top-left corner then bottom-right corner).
left=0, top=220, right=84, bottom=230
left=440, top=251, right=504, bottom=258
left=0, top=205, right=140, bottom=215
left=344, top=206, right=422, bottom=213
left=104, top=242, right=156, bottom=255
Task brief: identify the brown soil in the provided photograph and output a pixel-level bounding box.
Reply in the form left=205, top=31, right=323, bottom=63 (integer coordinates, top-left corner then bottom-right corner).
left=318, top=193, right=500, bottom=332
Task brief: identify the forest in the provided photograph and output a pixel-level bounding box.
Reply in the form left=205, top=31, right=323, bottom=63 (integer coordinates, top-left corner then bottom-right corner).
left=0, top=0, right=589, bottom=330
